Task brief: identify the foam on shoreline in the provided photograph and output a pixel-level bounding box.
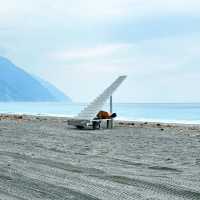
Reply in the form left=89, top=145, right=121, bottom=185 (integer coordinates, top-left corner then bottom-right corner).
left=1, top=112, right=200, bottom=125
left=1, top=113, right=200, bottom=131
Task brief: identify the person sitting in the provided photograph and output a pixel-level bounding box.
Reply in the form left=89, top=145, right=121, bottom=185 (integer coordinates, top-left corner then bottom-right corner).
left=96, top=111, right=117, bottom=119
left=92, top=111, right=117, bottom=129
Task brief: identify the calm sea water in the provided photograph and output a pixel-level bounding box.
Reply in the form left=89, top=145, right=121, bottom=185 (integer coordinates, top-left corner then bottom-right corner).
left=0, top=102, right=200, bottom=124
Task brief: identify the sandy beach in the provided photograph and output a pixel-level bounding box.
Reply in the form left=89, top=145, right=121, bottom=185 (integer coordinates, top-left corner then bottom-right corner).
left=0, top=114, right=200, bottom=200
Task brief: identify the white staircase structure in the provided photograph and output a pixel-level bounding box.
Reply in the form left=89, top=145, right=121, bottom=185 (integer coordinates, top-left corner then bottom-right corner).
left=68, top=75, right=127, bottom=129
left=76, top=75, right=127, bottom=120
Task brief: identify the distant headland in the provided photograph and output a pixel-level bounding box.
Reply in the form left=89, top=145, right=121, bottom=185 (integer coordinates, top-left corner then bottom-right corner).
left=0, top=56, right=71, bottom=102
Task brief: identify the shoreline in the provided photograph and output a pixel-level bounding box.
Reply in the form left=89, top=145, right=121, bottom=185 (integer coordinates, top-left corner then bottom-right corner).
left=1, top=113, right=200, bottom=131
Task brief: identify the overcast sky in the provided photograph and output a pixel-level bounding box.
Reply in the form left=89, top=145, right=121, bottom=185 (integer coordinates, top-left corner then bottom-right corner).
left=0, top=0, right=200, bottom=102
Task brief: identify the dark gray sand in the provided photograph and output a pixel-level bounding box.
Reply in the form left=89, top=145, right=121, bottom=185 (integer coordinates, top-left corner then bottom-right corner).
left=0, top=115, right=200, bottom=200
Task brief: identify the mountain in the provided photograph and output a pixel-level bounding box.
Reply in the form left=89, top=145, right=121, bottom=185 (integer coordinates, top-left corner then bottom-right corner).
left=0, top=56, right=71, bottom=102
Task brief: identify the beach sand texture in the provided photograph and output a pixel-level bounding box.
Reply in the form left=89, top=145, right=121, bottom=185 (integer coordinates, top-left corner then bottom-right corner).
left=0, top=115, right=200, bottom=200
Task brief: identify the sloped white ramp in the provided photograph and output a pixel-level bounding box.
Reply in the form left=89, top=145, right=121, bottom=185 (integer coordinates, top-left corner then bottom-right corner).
left=76, top=75, right=127, bottom=120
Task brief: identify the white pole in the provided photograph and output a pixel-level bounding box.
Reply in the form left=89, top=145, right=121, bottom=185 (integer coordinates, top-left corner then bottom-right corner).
left=110, top=96, right=112, bottom=113
left=110, top=96, right=113, bottom=128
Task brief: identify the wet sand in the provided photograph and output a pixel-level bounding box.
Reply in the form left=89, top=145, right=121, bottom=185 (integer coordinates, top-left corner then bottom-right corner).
left=0, top=114, right=200, bottom=200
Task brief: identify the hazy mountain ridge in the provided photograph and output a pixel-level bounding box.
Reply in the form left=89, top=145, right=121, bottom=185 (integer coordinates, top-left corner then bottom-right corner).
left=0, top=56, right=71, bottom=102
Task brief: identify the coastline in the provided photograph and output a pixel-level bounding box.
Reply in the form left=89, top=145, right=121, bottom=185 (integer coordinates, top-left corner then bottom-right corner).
left=1, top=102, right=200, bottom=125
left=1, top=113, right=200, bottom=133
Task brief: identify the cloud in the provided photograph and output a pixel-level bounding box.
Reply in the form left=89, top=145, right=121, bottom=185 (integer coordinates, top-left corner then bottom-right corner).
left=40, top=32, right=200, bottom=102
left=0, top=0, right=200, bottom=102
left=51, top=44, right=130, bottom=61
left=0, top=0, right=200, bottom=27
left=0, top=46, right=6, bottom=55
left=49, top=33, right=200, bottom=74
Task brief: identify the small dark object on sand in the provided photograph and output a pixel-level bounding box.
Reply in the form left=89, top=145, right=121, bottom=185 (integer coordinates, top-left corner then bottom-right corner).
left=144, top=122, right=148, bottom=125
left=160, top=128, right=164, bottom=131
left=157, top=123, right=161, bottom=127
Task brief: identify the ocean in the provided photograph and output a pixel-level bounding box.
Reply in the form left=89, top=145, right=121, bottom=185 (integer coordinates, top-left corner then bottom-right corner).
left=0, top=102, right=200, bottom=124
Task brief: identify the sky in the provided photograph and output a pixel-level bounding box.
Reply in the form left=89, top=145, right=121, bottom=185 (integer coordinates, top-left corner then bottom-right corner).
left=0, top=0, right=200, bottom=103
